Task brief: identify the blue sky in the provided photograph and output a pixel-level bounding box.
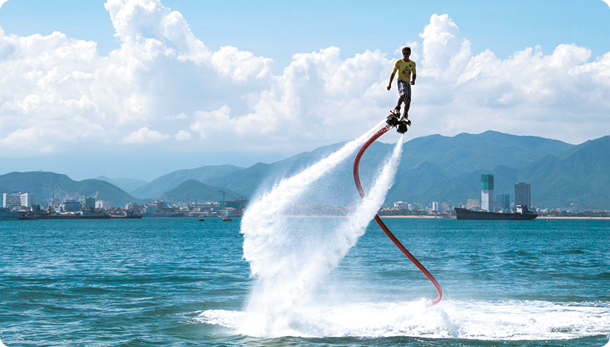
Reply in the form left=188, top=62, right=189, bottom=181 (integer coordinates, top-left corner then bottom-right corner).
left=2, top=0, right=609, bottom=68
left=0, top=0, right=609, bottom=180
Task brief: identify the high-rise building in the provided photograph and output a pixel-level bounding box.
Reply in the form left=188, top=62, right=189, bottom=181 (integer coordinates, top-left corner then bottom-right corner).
left=496, top=193, right=510, bottom=211
left=79, top=197, right=96, bottom=210
left=20, top=192, right=36, bottom=208
left=514, top=182, right=531, bottom=207
left=481, top=174, right=494, bottom=211
left=432, top=201, right=440, bottom=212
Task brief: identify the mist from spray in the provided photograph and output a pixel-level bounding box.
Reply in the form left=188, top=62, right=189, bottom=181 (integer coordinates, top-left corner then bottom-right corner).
left=240, top=120, right=383, bottom=280
left=239, top=126, right=404, bottom=337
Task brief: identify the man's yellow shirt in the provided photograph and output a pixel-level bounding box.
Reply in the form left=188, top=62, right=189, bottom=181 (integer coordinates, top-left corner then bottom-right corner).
left=392, top=59, right=416, bottom=82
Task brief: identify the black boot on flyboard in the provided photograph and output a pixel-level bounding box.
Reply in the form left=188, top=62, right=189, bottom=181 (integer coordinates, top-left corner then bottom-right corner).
left=386, top=108, right=410, bottom=134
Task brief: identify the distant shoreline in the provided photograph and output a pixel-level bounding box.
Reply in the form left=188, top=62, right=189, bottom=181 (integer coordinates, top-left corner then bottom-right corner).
left=538, top=216, right=610, bottom=220
left=383, top=215, right=610, bottom=220
left=379, top=215, right=451, bottom=219
left=281, top=215, right=610, bottom=220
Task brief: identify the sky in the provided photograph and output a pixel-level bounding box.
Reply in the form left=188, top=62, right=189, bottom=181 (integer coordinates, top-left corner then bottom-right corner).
left=0, top=0, right=609, bottom=181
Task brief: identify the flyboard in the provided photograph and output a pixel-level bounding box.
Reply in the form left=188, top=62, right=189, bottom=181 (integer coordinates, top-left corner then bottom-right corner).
left=352, top=113, right=443, bottom=307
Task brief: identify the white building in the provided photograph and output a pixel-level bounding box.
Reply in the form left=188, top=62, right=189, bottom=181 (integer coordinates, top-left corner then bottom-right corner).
left=95, top=200, right=112, bottom=210
left=393, top=201, right=409, bottom=209
left=20, top=192, right=37, bottom=208
left=3, top=192, right=36, bottom=209
left=3, top=193, right=20, bottom=208
left=467, top=198, right=480, bottom=210
left=432, top=201, right=440, bottom=212
left=432, top=201, right=448, bottom=212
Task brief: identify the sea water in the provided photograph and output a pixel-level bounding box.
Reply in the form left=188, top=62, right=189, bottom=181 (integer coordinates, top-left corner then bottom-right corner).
left=1, top=217, right=609, bottom=346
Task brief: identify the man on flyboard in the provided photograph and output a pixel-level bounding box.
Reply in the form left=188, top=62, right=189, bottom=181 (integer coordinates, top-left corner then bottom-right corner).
left=387, top=47, right=416, bottom=128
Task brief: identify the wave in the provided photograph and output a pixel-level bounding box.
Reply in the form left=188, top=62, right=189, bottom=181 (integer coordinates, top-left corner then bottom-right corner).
left=197, top=299, right=610, bottom=341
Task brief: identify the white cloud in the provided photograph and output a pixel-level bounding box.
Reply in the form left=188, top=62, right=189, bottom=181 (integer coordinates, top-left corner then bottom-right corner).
left=211, top=46, right=273, bottom=82
left=121, top=127, right=170, bottom=143
left=190, top=105, right=233, bottom=139
left=0, top=2, right=609, bottom=159
left=175, top=129, right=191, bottom=141
left=419, top=14, right=472, bottom=81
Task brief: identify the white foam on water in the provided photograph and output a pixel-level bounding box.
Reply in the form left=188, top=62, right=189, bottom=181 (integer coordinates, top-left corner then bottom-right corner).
left=197, top=300, right=610, bottom=340
left=238, top=127, right=403, bottom=337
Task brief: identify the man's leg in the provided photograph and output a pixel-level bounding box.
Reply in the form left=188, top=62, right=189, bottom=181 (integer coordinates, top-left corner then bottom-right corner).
left=394, top=96, right=403, bottom=114
left=402, top=83, right=412, bottom=120
left=394, top=80, right=407, bottom=115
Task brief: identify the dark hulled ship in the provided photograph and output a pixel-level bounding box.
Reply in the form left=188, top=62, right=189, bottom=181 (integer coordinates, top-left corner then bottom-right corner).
left=455, top=205, right=537, bottom=220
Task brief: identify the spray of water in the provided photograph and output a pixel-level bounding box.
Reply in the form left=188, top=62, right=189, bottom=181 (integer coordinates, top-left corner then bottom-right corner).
left=239, top=126, right=404, bottom=337
left=240, top=120, right=383, bottom=279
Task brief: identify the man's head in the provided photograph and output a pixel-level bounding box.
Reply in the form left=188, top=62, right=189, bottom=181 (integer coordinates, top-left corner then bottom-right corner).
left=402, top=47, right=411, bottom=57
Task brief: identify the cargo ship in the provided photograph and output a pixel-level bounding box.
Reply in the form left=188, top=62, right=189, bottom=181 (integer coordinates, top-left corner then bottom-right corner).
left=37, top=210, right=111, bottom=220
left=455, top=205, right=537, bottom=220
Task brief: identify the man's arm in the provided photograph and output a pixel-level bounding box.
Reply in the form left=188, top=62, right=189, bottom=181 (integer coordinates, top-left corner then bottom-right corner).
left=411, top=62, right=417, bottom=85
left=387, top=72, right=395, bottom=91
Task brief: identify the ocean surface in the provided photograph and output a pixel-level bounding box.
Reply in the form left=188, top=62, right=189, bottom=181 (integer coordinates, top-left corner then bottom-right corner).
left=1, top=217, right=609, bottom=346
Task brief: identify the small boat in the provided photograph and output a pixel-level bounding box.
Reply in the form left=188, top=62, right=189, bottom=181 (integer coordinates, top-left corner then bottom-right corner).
left=222, top=216, right=233, bottom=221
left=198, top=219, right=205, bottom=222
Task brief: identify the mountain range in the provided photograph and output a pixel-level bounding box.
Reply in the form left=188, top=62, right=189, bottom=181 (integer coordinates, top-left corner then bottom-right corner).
left=1, top=131, right=609, bottom=210
left=0, top=172, right=145, bottom=206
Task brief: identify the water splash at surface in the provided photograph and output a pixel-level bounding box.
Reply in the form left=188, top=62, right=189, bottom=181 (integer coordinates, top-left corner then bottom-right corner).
left=198, top=300, right=610, bottom=340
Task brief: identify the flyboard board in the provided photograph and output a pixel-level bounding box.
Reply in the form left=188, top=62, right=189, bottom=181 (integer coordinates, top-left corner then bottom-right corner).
left=386, top=110, right=411, bottom=134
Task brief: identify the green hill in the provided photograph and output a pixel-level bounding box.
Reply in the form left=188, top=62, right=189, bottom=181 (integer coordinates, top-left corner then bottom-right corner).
left=399, top=130, right=573, bottom=173
left=159, top=180, right=242, bottom=203
left=519, top=135, right=610, bottom=209
left=131, top=165, right=243, bottom=199
left=145, top=131, right=578, bottom=208
left=0, top=172, right=143, bottom=206
left=205, top=163, right=273, bottom=197
left=96, top=176, right=148, bottom=193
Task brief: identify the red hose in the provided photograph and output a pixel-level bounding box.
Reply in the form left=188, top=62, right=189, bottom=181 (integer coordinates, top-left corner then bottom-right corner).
left=353, top=126, right=443, bottom=306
